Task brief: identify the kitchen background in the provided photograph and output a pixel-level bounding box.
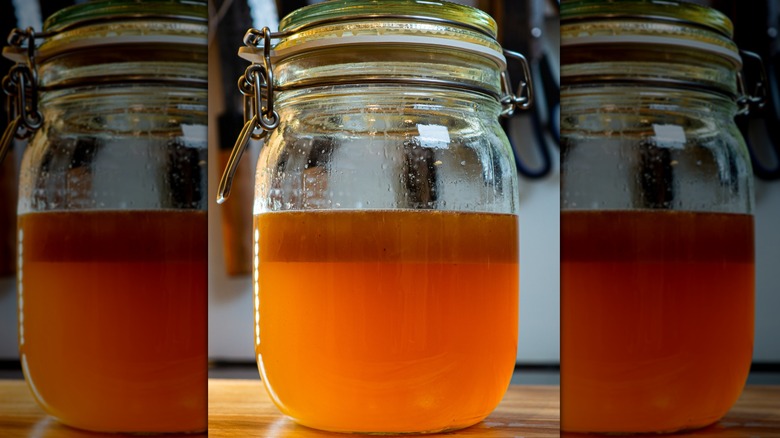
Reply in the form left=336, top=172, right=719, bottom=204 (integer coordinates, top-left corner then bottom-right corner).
left=0, top=0, right=777, bottom=381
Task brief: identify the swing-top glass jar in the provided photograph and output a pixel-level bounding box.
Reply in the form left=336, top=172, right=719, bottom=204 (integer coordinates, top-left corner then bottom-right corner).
left=219, top=0, right=532, bottom=434
left=560, top=0, right=759, bottom=434
left=5, top=0, right=207, bottom=433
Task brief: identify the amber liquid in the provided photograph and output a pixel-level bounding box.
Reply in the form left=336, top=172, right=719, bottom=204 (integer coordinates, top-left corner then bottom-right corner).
left=561, top=210, right=754, bottom=433
left=18, top=210, right=207, bottom=433
left=254, top=210, right=518, bottom=433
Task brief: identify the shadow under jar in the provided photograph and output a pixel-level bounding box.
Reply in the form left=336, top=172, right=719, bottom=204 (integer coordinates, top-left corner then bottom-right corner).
left=560, top=0, right=758, bottom=434
left=7, top=0, right=208, bottom=433
left=219, top=0, right=533, bottom=434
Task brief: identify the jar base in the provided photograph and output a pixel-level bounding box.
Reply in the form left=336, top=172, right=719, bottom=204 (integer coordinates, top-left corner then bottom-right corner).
left=54, top=419, right=207, bottom=436
left=562, top=420, right=720, bottom=436
left=289, top=415, right=486, bottom=435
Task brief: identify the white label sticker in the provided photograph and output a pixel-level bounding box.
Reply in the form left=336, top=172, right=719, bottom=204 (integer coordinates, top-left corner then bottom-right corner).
left=181, top=124, right=208, bottom=146
left=652, top=124, right=686, bottom=149
left=416, top=124, right=451, bottom=149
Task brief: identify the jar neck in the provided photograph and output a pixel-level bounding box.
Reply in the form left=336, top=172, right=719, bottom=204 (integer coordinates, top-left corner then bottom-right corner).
left=272, top=46, right=503, bottom=103
left=561, top=84, right=738, bottom=123
left=274, top=85, right=503, bottom=123
left=561, top=48, right=739, bottom=99
left=38, top=48, right=207, bottom=90
left=39, top=85, right=206, bottom=134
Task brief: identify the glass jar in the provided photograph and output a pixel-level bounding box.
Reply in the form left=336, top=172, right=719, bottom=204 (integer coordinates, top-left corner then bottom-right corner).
left=219, top=0, right=532, bottom=434
left=560, top=0, right=756, bottom=434
left=5, top=0, right=207, bottom=433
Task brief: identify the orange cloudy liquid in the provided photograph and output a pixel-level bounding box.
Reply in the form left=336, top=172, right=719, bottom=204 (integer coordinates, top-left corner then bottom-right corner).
left=254, top=209, right=518, bottom=433
left=561, top=210, right=754, bottom=433
left=18, top=210, right=207, bottom=433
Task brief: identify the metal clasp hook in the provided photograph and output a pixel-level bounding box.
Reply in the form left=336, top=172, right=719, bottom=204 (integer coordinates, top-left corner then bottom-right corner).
left=217, top=27, right=280, bottom=204
left=501, top=49, right=534, bottom=118
left=737, top=50, right=767, bottom=116
left=1, top=27, right=43, bottom=164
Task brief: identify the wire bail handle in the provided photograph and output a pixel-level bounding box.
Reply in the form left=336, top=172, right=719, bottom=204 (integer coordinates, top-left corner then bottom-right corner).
left=501, top=49, right=534, bottom=118
left=1, top=28, right=43, bottom=164
left=216, top=27, right=279, bottom=204
left=736, top=50, right=767, bottom=116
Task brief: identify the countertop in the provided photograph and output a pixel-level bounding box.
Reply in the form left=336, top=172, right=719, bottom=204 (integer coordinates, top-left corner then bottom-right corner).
left=207, top=380, right=780, bottom=437
left=2, top=379, right=779, bottom=437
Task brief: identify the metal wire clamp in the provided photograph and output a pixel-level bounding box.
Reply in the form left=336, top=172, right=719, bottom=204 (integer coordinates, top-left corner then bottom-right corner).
left=217, top=27, right=279, bottom=204
left=1, top=28, right=43, bottom=164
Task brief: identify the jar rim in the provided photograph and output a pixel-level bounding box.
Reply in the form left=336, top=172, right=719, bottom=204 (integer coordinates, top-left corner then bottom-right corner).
left=561, top=0, right=733, bottom=38
left=279, top=0, right=497, bottom=38
left=43, top=0, right=207, bottom=33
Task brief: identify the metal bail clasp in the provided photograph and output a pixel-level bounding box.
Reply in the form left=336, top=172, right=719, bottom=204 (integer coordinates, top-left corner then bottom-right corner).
left=500, top=49, right=534, bottom=118
left=1, top=27, right=43, bottom=164
left=737, top=50, right=767, bottom=116
left=216, top=27, right=280, bottom=204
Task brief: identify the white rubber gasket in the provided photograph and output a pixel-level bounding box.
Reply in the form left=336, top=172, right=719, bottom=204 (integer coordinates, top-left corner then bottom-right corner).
left=561, top=35, right=741, bottom=66
left=238, top=34, right=507, bottom=67
left=38, top=34, right=206, bottom=60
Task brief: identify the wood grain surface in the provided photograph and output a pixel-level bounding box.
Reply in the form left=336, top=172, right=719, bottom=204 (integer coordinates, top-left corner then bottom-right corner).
left=0, top=380, right=206, bottom=438
left=1, top=379, right=779, bottom=437
left=208, top=379, right=559, bottom=438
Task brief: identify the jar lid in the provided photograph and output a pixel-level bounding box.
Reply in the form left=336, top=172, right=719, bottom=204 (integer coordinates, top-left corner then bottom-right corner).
left=560, top=0, right=743, bottom=97
left=239, top=0, right=506, bottom=68
left=37, top=0, right=207, bottom=62
left=0, top=0, right=208, bottom=92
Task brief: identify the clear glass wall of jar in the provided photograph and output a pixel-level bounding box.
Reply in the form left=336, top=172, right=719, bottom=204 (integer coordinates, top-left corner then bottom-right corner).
left=560, top=0, right=755, bottom=434
left=221, top=0, right=531, bottom=433
left=7, top=0, right=207, bottom=433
